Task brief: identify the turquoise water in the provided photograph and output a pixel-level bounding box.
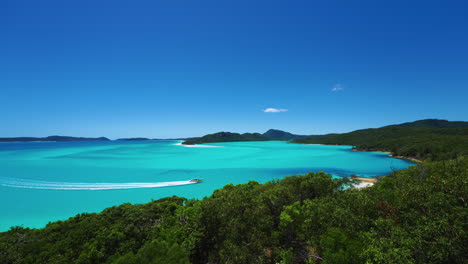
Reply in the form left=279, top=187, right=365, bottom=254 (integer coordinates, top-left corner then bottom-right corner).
left=0, top=140, right=413, bottom=231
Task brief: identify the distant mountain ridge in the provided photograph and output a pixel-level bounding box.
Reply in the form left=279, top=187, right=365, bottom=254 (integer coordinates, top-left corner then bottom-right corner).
left=262, top=129, right=307, bottom=140
left=0, top=136, right=110, bottom=142
left=391, top=119, right=468, bottom=128
left=117, top=138, right=152, bottom=141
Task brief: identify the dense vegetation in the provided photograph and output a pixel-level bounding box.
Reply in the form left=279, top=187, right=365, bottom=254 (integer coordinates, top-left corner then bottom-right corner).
left=0, top=136, right=110, bottom=142
left=396, top=119, right=468, bottom=128
left=1, top=157, right=466, bottom=263
left=183, top=129, right=306, bottom=145
left=294, top=119, right=468, bottom=160
left=182, top=132, right=269, bottom=145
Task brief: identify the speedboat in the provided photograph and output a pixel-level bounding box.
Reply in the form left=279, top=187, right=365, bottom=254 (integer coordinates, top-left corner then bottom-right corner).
left=189, top=178, right=203, bottom=183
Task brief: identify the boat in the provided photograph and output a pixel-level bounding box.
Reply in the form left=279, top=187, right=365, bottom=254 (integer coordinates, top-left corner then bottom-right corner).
left=189, top=178, right=203, bottom=183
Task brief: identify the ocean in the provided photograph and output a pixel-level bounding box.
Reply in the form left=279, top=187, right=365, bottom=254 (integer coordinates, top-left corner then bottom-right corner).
left=0, top=140, right=413, bottom=231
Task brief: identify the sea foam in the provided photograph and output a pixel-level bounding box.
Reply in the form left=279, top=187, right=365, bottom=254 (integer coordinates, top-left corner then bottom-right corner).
left=0, top=177, right=196, bottom=190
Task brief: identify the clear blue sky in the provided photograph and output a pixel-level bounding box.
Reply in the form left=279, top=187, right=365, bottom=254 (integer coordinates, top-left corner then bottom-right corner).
left=1, top=0, right=467, bottom=139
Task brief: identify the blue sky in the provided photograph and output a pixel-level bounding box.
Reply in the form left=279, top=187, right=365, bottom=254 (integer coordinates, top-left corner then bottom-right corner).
left=1, top=0, right=467, bottom=138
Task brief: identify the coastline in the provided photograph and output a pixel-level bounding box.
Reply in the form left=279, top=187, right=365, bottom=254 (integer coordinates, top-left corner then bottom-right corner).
left=301, top=143, right=422, bottom=163
left=301, top=142, right=420, bottom=188
left=351, top=176, right=378, bottom=183
left=350, top=148, right=422, bottom=163
left=390, top=155, right=422, bottom=163
left=349, top=176, right=378, bottom=189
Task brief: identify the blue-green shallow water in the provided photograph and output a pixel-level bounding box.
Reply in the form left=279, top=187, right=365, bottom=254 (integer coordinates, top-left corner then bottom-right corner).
left=0, top=140, right=413, bottom=231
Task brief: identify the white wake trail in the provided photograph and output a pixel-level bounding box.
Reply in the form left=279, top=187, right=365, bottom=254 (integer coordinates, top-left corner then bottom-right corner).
left=0, top=177, right=197, bottom=190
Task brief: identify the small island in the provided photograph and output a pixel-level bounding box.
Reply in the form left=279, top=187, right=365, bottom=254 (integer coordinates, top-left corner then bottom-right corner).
left=182, top=129, right=307, bottom=145
left=0, top=136, right=110, bottom=142
left=182, top=132, right=269, bottom=145
left=117, top=137, right=152, bottom=141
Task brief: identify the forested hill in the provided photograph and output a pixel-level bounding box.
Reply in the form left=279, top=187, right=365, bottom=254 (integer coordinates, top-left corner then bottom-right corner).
left=1, top=158, right=466, bottom=263
left=0, top=136, right=110, bottom=142
left=183, top=129, right=306, bottom=145
left=293, top=119, right=468, bottom=160
left=395, top=119, right=468, bottom=128
left=182, top=132, right=269, bottom=145
left=262, top=129, right=307, bottom=140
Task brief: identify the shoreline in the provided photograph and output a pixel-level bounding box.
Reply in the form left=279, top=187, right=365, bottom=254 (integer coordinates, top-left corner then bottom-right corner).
left=390, top=155, right=422, bottom=163
left=301, top=142, right=421, bottom=188
left=351, top=176, right=378, bottom=183
left=350, top=149, right=422, bottom=163
left=301, top=143, right=422, bottom=163
left=349, top=176, right=378, bottom=189
left=174, top=141, right=220, bottom=148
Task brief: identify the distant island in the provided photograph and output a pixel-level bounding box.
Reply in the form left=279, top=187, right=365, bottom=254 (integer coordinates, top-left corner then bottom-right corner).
left=182, top=132, right=269, bottom=145
left=182, top=129, right=306, bottom=145
left=117, top=137, right=152, bottom=141
left=0, top=136, right=110, bottom=142
left=0, top=136, right=191, bottom=142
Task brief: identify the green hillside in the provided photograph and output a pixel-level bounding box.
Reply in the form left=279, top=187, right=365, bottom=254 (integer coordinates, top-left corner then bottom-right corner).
left=262, top=129, right=307, bottom=140
left=293, top=119, right=468, bottom=160
left=182, top=132, right=269, bottom=145
left=395, top=119, right=468, bottom=128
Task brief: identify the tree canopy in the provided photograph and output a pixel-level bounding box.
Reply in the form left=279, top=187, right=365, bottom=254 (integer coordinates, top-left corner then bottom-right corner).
left=182, top=132, right=269, bottom=145
left=294, top=120, right=468, bottom=160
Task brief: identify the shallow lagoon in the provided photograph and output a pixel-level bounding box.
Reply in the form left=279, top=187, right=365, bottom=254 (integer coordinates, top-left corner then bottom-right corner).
left=0, top=140, right=413, bottom=231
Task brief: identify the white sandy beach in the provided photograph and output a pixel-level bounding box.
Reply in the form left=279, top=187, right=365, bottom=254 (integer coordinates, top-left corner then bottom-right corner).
left=174, top=141, right=221, bottom=148
left=354, top=181, right=375, bottom=189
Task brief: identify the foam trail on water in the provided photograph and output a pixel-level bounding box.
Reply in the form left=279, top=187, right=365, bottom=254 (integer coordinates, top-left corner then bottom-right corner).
left=0, top=177, right=197, bottom=190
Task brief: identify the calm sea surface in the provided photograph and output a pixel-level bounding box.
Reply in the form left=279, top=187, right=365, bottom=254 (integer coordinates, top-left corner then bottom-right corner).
left=0, top=140, right=413, bottom=231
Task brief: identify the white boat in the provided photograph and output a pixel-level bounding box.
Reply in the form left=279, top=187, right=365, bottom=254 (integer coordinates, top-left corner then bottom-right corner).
left=189, top=178, right=203, bottom=183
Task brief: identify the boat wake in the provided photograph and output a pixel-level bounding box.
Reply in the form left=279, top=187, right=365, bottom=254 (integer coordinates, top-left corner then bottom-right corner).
left=0, top=177, right=197, bottom=190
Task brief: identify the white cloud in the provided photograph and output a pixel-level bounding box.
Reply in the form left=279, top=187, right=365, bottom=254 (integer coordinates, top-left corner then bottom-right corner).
left=263, top=108, right=288, bottom=113
left=331, top=84, right=344, bottom=92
